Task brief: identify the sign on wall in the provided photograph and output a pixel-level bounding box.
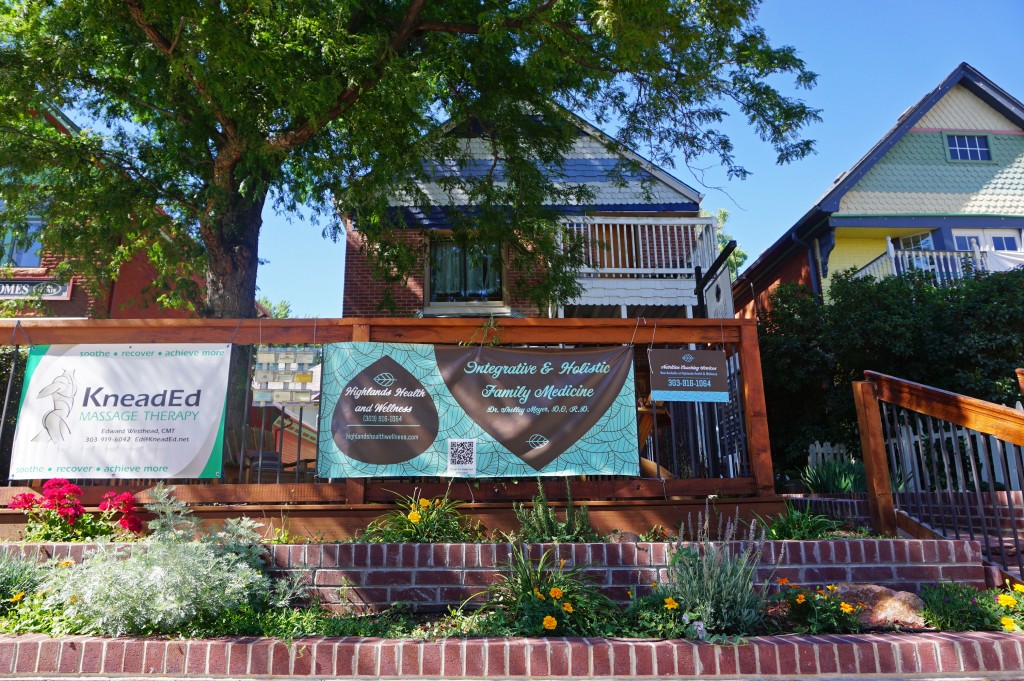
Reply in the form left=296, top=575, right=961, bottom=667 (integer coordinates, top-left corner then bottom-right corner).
left=0, top=279, right=72, bottom=301
left=318, top=343, right=638, bottom=478
left=252, top=348, right=317, bottom=406
left=9, top=344, right=231, bottom=480
left=648, top=349, right=730, bottom=402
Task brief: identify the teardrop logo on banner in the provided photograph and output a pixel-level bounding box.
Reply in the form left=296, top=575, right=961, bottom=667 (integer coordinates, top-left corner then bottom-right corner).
left=331, top=356, right=439, bottom=465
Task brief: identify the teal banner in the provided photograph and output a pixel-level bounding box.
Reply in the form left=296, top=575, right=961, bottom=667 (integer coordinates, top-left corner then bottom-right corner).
left=318, top=343, right=638, bottom=478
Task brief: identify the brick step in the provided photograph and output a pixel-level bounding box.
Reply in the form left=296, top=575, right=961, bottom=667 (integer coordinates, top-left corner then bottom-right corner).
left=0, top=632, right=1021, bottom=678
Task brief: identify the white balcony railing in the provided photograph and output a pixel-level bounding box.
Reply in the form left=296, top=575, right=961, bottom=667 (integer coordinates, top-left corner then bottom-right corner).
left=852, top=237, right=988, bottom=287
left=562, top=216, right=717, bottom=278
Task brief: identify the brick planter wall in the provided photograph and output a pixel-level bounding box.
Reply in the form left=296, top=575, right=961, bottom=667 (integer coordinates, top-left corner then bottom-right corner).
left=1, top=539, right=986, bottom=613
left=262, top=539, right=984, bottom=612
left=0, top=631, right=1021, bottom=678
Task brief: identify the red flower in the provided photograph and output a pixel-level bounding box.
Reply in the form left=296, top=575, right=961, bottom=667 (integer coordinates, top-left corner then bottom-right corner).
left=119, top=515, right=143, bottom=534
left=99, top=492, right=135, bottom=513
left=7, top=492, right=41, bottom=511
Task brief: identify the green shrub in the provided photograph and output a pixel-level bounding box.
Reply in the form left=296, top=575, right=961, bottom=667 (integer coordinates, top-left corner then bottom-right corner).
left=512, top=479, right=601, bottom=543
left=667, top=507, right=769, bottom=636
left=919, top=581, right=1003, bottom=631
left=480, top=545, right=618, bottom=637
left=800, top=459, right=867, bottom=494
left=360, top=491, right=481, bottom=543
left=622, top=591, right=707, bottom=640
left=776, top=582, right=861, bottom=634
left=758, top=504, right=844, bottom=540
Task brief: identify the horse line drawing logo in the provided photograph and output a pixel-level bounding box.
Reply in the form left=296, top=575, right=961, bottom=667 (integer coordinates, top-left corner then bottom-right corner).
left=32, top=369, right=77, bottom=444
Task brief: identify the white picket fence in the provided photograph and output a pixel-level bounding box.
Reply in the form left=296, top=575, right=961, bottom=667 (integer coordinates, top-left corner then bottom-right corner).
left=807, top=441, right=849, bottom=467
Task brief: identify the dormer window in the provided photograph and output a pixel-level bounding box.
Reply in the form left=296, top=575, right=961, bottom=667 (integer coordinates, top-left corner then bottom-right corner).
left=945, top=134, right=991, bottom=162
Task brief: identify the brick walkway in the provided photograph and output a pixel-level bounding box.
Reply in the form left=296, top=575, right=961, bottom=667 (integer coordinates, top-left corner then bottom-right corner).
left=1, top=631, right=1022, bottom=678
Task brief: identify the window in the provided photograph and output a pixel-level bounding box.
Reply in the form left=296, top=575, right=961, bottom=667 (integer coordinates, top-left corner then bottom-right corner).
left=428, top=240, right=503, bottom=304
left=954, top=235, right=981, bottom=251
left=0, top=221, right=43, bottom=268
left=992, top=235, right=1018, bottom=251
left=898, top=233, right=933, bottom=250
left=946, top=134, right=991, bottom=161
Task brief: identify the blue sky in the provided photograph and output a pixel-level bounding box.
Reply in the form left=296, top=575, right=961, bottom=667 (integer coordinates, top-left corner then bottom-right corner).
left=255, top=0, right=1024, bottom=317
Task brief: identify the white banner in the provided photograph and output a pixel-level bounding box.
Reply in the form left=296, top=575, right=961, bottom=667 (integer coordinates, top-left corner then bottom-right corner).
left=9, top=344, right=231, bottom=480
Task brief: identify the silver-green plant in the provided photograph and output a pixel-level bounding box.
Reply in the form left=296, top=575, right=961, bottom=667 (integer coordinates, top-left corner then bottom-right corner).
left=23, top=485, right=301, bottom=637
left=668, top=504, right=775, bottom=636
left=40, top=541, right=272, bottom=637
left=0, top=553, right=44, bottom=612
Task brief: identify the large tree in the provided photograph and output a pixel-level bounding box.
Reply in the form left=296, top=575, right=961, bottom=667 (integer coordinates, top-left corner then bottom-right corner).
left=0, top=0, right=819, bottom=318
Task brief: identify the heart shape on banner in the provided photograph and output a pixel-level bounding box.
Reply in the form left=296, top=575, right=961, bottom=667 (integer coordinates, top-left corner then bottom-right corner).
left=434, top=345, right=632, bottom=471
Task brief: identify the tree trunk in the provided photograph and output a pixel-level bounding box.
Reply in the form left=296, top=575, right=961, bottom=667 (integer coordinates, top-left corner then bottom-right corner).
left=202, top=190, right=267, bottom=462
left=204, top=193, right=265, bottom=319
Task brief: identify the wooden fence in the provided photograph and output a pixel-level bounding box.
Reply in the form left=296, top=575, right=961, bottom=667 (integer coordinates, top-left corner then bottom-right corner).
left=0, top=317, right=775, bottom=512
left=853, top=370, right=1024, bottom=579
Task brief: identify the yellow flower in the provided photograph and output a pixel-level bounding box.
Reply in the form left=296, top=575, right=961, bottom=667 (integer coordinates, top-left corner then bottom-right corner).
left=663, top=597, right=679, bottom=610
left=435, top=499, right=443, bottom=507
left=826, top=585, right=838, bottom=592
left=1013, top=583, right=1024, bottom=594
left=549, top=587, right=563, bottom=600
left=796, top=594, right=806, bottom=604
left=58, top=561, right=73, bottom=567
left=627, top=589, right=633, bottom=599
left=407, top=510, right=422, bottom=523
left=562, top=602, right=574, bottom=613
left=419, top=498, right=431, bottom=508
left=533, top=589, right=545, bottom=600
left=840, top=602, right=854, bottom=614
left=651, top=581, right=658, bottom=589
left=559, top=559, right=565, bottom=569
left=8, top=592, right=23, bottom=603
left=998, top=594, right=1018, bottom=608
left=70, top=595, right=78, bottom=604
left=1002, top=616, right=1017, bottom=631
left=542, top=616, right=557, bottom=630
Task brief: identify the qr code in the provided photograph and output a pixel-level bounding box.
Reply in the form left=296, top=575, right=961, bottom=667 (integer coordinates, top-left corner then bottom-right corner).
left=447, top=439, right=477, bottom=475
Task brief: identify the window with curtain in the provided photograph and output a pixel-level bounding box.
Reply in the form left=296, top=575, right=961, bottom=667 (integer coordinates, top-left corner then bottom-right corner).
left=429, top=240, right=502, bottom=303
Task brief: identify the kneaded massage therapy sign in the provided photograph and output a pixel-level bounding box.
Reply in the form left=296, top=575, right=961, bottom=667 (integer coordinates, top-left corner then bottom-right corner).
left=318, top=343, right=639, bottom=478
left=9, top=344, right=230, bottom=479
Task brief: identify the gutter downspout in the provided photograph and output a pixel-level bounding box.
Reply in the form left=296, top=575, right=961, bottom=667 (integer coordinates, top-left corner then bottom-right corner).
left=338, top=216, right=348, bottom=318
left=791, top=228, right=823, bottom=298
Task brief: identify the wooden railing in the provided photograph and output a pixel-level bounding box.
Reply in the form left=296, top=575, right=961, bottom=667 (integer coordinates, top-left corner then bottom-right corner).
left=854, top=370, right=1024, bottom=575
left=0, top=317, right=775, bottom=503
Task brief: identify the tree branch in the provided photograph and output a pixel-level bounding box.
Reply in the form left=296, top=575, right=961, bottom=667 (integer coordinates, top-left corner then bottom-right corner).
left=123, top=0, right=239, bottom=144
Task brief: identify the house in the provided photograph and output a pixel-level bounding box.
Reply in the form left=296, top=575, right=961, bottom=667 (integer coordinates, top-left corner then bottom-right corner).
left=0, top=108, right=197, bottom=320
left=342, top=112, right=733, bottom=320
left=733, top=63, right=1024, bottom=319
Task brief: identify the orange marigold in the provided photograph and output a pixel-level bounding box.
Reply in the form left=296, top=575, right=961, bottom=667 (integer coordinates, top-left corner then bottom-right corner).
left=543, top=616, right=558, bottom=630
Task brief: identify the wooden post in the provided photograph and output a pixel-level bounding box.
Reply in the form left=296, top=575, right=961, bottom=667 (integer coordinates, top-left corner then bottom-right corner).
left=852, top=380, right=896, bottom=536
left=737, top=323, right=775, bottom=497
left=344, top=323, right=371, bottom=504
left=1016, top=368, right=1024, bottom=397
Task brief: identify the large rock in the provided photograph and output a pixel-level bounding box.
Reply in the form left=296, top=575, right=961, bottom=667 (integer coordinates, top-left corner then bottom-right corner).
left=836, top=583, right=925, bottom=628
